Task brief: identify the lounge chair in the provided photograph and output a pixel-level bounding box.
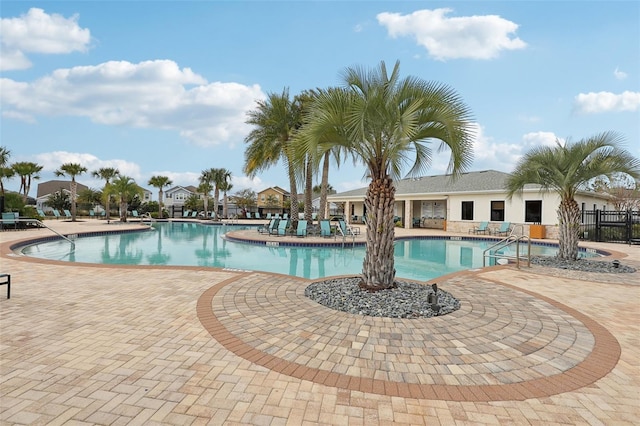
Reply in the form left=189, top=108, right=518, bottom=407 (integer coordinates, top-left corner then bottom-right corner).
left=266, top=213, right=272, bottom=220
left=183, top=210, right=191, bottom=217
left=276, top=219, right=289, bottom=236
left=268, top=219, right=281, bottom=235
left=0, top=273, right=9, bottom=299
left=320, top=219, right=332, bottom=237
left=89, top=209, right=95, bottom=217
left=52, top=209, right=61, bottom=220
left=1, top=212, right=17, bottom=231
left=469, top=221, right=489, bottom=234
left=191, top=211, right=198, bottom=218
left=37, top=209, right=46, bottom=217
left=255, top=212, right=261, bottom=219
left=296, top=220, right=308, bottom=237
left=493, top=222, right=512, bottom=236
left=132, top=210, right=140, bottom=218
left=259, top=218, right=278, bottom=234
left=63, top=209, right=72, bottom=218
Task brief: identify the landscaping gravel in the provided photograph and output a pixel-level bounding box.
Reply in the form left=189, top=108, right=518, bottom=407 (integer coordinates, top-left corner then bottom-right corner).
left=530, top=256, right=636, bottom=273
left=305, top=277, right=460, bottom=319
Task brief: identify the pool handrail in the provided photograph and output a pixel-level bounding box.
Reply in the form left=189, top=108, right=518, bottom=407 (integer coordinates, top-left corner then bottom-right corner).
left=483, top=227, right=531, bottom=269
left=3, top=218, right=76, bottom=249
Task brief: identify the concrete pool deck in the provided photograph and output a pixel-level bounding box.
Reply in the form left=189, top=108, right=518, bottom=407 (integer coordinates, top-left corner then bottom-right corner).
left=1, top=218, right=639, bottom=425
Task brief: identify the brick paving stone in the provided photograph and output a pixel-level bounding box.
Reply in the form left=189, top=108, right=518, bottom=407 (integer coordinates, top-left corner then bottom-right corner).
left=1, top=222, right=639, bottom=424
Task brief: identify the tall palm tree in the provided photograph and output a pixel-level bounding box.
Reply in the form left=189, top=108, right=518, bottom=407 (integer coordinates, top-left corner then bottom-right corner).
left=244, top=88, right=304, bottom=221
left=199, top=169, right=215, bottom=217
left=13, top=161, right=44, bottom=203
left=148, top=175, right=173, bottom=218
left=506, top=132, right=640, bottom=260
left=213, top=168, right=231, bottom=218
left=299, top=61, right=474, bottom=291
left=92, top=167, right=120, bottom=221
left=0, top=146, right=14, bottom=198
left=109, top=176, right=142, bottom=222
left=55, top=163, right=88, bottom=221
left=219, top=179, right=233, bottom=219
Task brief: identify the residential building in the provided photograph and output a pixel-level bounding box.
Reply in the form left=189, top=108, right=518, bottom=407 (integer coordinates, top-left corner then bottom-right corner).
left=257, top=186, right=289, bottom=215
left=36, top=180, right=89, bottom=212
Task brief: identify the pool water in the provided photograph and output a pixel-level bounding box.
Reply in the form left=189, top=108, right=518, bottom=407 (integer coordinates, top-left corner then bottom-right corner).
left=19, top=222, right=592, bottom=281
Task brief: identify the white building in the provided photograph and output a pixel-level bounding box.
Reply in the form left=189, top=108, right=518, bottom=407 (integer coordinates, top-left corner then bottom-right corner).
left=327, top=170, right=611, bottom=239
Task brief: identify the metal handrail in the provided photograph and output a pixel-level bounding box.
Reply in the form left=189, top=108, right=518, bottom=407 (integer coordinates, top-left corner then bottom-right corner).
left=2, top=218, right=76, bottom=248
left=483, top=229, right=531, bottom=269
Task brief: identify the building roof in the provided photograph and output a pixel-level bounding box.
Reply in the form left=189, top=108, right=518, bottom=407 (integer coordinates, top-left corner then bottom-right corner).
left=258, top=186, right=290, bottom=196
left=328, top=170, right=542, bottom=199
left=36, top=180, right=89, bottom=198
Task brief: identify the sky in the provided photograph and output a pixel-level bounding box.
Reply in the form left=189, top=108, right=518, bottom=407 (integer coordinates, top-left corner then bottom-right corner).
left=1, top=1, right=639, bottom=200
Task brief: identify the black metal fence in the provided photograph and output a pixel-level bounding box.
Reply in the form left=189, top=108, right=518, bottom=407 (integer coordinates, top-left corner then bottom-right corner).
left=581, top=210, right=640, bottom=244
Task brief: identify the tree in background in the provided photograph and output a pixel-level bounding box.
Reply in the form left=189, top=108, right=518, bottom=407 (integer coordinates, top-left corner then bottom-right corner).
left=231, top=189, right=256, bottom=217
left=108, top=176, right=142, bottom=222
left=0, top=146, right=14, bottom=200
left=46, top=189, right=71, bottom=211
left=507, top=132, right=640, bottom=260
left=13, top=161, right=43, bottom=203
left=77, top=188, right=102, bottom=214
left=92, top=167, right=120, bottom=220
left=148, top=175, right=173, bottom=218
left=219, top=179, right=233, bottom=218
left=55, top=162, right=88, bottom=221
left=244, top=88, right=304, bottom=222
left=590, top=173, right=640, bottom=211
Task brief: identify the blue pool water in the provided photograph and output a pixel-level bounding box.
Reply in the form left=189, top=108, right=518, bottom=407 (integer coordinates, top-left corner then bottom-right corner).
left=18, top=222, right=595, bottom=281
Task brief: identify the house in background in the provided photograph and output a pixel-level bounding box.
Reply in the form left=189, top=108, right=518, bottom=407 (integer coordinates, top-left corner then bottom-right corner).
left=163, top=185, right=199, bottom=209
left=257, top=186, right=289, bottom=215
left=140, top=187, right=152, bottom=203
left=36, top=180, right=89, bottom=213
left=327, top=170, right=611, bottom=239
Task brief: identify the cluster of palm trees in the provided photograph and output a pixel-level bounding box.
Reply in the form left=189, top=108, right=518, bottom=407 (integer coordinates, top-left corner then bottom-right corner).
left=0, top=147, right=44, bottom=205
left=242, top=60, right=639, bottom=291
left=198, top=168, right=232, bottom=219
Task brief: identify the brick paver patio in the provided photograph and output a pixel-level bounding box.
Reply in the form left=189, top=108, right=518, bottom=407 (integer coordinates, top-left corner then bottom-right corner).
left=1, top=219, right=639, bottom=425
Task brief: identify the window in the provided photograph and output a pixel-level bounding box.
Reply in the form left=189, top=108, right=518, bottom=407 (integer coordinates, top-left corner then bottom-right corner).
left=461, top=201, right=474, bottom=220
left=525, top=200, right=542, bottom=223
left=491, top=201, right=505, bottom=221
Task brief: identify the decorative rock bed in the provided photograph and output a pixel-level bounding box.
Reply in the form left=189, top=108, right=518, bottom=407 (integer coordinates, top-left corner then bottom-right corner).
left=305, top=277, right=460, bottom=319
left=531, top=256, right=636, bottom=273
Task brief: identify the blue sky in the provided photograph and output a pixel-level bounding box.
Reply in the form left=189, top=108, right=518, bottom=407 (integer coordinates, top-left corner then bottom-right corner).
left=1, top=1, right=639, bottom=199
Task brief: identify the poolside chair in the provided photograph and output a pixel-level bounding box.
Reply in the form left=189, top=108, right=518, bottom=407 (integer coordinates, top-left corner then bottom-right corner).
left=493, top=222, right=512, bottom=236
left=296, top=220, right=308, bottom=237
left=255, top=212, right=261, bottom=219
left=283, top=213, right=288, bottom=220
left=268, top=219, right=281, bottom=235
left=191, top=211, right=198, bottom=218
left=131, top=210, right=140, bottom=218
left=52, top=209, right=61, bottom=220
left=89, top=209, right=95, bottom=218
left=266, top=213, right=272, bottom=220
left=183, top=210, right=190, bottom=218
left=469, top=221, right=489, bottom=234
left=37, top=209, right=46, bottom=217
left=63, top=209, right=72, bottom=218
left=0, top=273, right=9, bottom=299
left=320, top=220, right=332, bottom=238
left=259, top=218, right=278, bottom=234
left=1, top=212, right=17, bottom=231
left=276, top=219, right=289, bottom=236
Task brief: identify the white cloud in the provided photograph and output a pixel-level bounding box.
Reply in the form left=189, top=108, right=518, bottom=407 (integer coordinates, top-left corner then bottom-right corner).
left=613, top=67, right=628, bottom=80
left=377, top=8, right=526, bottom=60
left=0, top=59, right=266, bottom=146
left=33, top=151, right=142, bottom=185
left=574, top=91, right=640, bottom=113
left=0, top=8, right=91, bottom=71
left=521, top=131, right=562, bottom=148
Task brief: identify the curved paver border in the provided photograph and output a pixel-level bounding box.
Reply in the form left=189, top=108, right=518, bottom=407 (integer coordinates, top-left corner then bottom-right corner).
left=197, top=271, right=621, bottom=402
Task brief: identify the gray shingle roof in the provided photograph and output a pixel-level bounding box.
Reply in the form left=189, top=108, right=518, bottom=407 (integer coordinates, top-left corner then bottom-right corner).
left=37, top=180, right=89, bottom=198
left=328, top=170, right=540, bottom=199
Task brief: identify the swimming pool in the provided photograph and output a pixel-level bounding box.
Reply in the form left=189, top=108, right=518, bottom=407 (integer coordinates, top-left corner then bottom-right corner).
left=17, top=222, right=597, bottom=281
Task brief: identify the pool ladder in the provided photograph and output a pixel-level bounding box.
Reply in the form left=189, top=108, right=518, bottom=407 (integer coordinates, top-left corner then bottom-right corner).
left=30, top=219, right=76, bottom=249
left=334, top=223, right=356, bottom=248
left=483, top=224, right=531, bottom=269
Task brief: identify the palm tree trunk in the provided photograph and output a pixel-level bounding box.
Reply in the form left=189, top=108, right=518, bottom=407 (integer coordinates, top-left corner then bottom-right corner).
left=287, top=162, right=299, bottom=221
left=213, top=189, right=220, bottom=218
left=319, top=152, right=330, bottom=220
left=361, top=175, right=396, bottom=291
left=223, top=193, right=228, bottom=218
left=70, top=179, right=77, bottom=221
left=304, top=154, right=313, bottom=221
left=120, top=201, right=127, bottom=222
left=158, top=189, right=163, bottom=218
left=557, top=198, right=581, bottom=260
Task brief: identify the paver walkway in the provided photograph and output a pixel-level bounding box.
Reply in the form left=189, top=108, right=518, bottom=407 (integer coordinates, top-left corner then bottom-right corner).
left=1, top=219, right=639, bottom=425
